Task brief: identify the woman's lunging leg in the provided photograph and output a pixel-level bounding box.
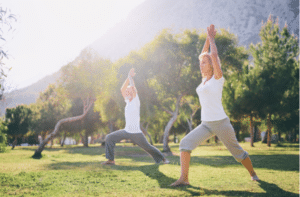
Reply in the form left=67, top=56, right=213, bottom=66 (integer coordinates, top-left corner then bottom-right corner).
left=104, top=130, right=128, bottom=163
left=170, top=151, right=191, bottom=186
left=171, top=123, right=213, bottom=186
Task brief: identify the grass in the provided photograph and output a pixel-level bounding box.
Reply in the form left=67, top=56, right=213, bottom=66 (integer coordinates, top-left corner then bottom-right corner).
left=0, top=142, right=299, bottom=196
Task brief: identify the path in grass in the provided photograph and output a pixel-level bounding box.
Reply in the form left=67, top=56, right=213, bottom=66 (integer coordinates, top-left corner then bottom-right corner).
left=0, top=142, right=299, bottom=196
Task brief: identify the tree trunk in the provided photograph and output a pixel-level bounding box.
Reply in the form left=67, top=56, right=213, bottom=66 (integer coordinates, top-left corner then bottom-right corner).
left=278, top=131, right=281, bottom=144
left=163, top=95, right=182, bottom=153
left=83, top=131, right=89, bottom=147
left=33, top=98, right=94, bottom=158
left=11, top=137, right=17, bottom=150
left=50, top=139, right=54, bottom=148
left=109, top=120, right=114, bottom=133
left=267, top=114, right=272, bottom=147
left=141, top=122, right=153, bottom=145
left=61, top=131, right=67, bottom=147
left=186, top=117, right=193, bottom=134
left=214, top=136, right=219, bottom=144
left=250, top=115, right=254, bottom=147
left=233, top=121, right=241, bottom=142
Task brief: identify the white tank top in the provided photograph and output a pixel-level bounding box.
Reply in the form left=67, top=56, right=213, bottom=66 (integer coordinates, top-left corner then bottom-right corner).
left=196, top=76, right=228, bottom=121
left=124, top=94, right=142, bottom=133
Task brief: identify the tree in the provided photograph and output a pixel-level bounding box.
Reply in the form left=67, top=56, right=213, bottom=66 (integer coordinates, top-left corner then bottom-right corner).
left=31, top=84, right=71, bottom=143
left=0, top=118, right=7, bottom=152
left=180, top=95, right=200, bottom=133
left=33, top=98, right=94, bottom=158
left=250, top=15, right=299, bottom=146
left=0, top=6, right=17, bottom=98
left=80, top=103, right=101, bottom=147
left=5, top=105, right=32, bottom=149
left=223, top=63, right=265, bottom=147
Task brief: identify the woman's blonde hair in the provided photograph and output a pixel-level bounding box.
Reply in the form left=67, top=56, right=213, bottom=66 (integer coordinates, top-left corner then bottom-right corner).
left=198, top=52, right=222, bottom=68
left=126, top=85, right=136, bottom=93
left=199, top=52, right=213, bottom=66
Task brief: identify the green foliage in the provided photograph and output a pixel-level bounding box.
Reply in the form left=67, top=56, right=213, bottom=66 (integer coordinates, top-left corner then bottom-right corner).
left=31, top=84, right=71, bottom=135
left=61, top=48, right=115, bottom=100
left=249, top=15, right=299, bottom=135
left=5, top=105, right=32, bottom=139
left=0, top=118, right=7, bottom=152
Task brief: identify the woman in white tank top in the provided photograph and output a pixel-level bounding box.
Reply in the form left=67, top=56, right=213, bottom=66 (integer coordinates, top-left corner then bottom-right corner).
left=171, top=25, right=259, bottom=186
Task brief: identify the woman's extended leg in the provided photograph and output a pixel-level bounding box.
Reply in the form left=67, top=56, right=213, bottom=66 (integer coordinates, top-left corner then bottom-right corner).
left=171, top=123, right=213, bottom=186
left=212, top=118, right=259, bottom=181
left=129, top=133, right=168, bottom=163
left=241, top=156, right=260, bottom=181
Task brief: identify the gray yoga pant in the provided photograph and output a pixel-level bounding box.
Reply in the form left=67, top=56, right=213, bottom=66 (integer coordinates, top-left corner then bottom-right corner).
left=105, top=129, right=165, bottom=163
left=180, top=117, right=248, bottom=162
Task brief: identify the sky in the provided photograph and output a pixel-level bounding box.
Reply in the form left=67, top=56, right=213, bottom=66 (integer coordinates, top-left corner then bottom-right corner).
left=0, top=0, right=146, bottom=91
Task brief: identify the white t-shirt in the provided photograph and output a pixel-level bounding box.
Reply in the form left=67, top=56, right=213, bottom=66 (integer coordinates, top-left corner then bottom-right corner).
left=124, top=94, right=142, bottom=133
left=196, top=76, right=228, bottom=121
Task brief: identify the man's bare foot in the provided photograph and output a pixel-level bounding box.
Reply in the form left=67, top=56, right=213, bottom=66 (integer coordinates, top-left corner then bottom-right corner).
left=170, top=179, right=190, bottom=187
left=163, top=158, right=170, bottom=164
left=101, top=160, right=115, bottom=165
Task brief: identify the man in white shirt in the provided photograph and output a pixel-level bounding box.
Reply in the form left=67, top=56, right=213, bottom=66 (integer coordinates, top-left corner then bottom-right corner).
left=102, top=68, right=169, bottom=165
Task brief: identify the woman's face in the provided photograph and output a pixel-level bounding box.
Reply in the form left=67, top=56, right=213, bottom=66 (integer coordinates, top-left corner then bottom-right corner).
left=125, top=87, right=135, bottom=99
left=200, top=55, right=213, bottom=77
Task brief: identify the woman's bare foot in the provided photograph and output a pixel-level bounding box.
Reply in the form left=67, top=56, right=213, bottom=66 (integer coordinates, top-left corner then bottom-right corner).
left=251, top=175, right=260, bottom=181
left=170, top=179, right=190, bottom=187
left=250, top=171, right=260, bottom=181
left=101, top=160, right=115, bottom=165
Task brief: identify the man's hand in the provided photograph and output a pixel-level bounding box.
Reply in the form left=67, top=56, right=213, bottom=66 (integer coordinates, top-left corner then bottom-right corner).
left=128, top=68, right=136, bottom=77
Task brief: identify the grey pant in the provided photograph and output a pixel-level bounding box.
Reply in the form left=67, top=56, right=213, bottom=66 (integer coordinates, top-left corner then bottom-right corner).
left=180, top=117, right=248, bottom=162
left=105, top=129, right=165, bottom=163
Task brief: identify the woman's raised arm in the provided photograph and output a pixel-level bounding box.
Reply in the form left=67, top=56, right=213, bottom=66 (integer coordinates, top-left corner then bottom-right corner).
left=207, top=24, right=223, bottom=79
left=120, top=68, right=136, bottom=99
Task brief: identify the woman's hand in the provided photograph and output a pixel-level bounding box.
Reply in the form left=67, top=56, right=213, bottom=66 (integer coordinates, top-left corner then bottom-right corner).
left=128, top=68, right=136, bottom=77
left=207, top=24, right=217, bottom=40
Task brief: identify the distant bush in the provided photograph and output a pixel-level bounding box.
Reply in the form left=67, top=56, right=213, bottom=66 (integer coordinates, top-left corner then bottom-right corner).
left=0, top=120, right=8, bottom=153
left=0, top=131, right=7, bottom=153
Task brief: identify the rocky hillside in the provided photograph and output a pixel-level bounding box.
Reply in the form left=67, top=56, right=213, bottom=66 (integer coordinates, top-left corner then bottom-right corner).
left=0, top=71, right=60, bottom=116
left=90, top=0, right=299, bottom=61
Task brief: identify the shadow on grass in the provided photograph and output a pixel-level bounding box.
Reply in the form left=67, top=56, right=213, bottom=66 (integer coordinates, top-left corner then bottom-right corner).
left=118, top=153, right=299, bottom=172
left=46, top=161, right=298, bottom=197
left=128, top=165, right=298, bottom=197
left=26, top=144, right=299, bottom=172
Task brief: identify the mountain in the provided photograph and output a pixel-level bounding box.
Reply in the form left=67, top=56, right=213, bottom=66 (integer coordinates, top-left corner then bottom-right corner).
left=1, top=0, right=298, bottom=115
left=0, top=71, right=61, bottom=116
left=90, top=0, right=299, bottom=61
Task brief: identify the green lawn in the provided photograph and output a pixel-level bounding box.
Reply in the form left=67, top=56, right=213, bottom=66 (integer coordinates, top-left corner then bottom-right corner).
left=0, top=142, right=299, bottom=197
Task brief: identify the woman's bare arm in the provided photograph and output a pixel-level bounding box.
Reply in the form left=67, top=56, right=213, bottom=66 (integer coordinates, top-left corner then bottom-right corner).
left=121, top=78, right=130, bottom=99
left=201, top=36, right=210, bottom=54
left=207, top=25, right=223, bottom=79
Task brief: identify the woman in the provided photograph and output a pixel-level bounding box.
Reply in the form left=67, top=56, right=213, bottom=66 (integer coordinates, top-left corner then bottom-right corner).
left=171, top=24, right=259, bottom=186
left=102, top=68, right=169, bottom=165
